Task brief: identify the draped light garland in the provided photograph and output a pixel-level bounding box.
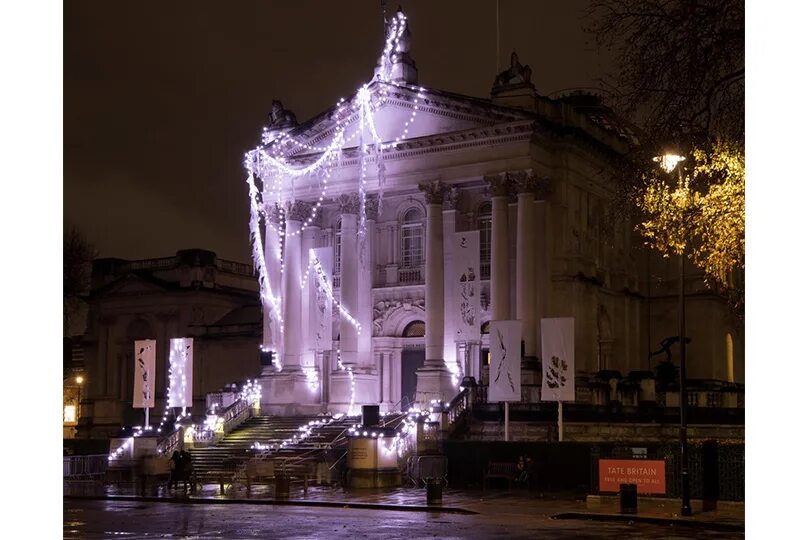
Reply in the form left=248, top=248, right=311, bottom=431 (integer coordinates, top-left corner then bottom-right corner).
left=243, top=11, right=426, bottom=380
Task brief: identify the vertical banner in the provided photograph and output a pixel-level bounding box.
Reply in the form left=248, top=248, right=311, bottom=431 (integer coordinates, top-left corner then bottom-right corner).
left=452, top=231, right=481, bottom=341
left=168, top=337, right=194, bottom=407
left=488, top=320, right=522, bottom=402
left=541, top=317, right=576, bottom=402
left=310, top=247, right=333, bottom=351
left=133, top=339, right=156, bottom=408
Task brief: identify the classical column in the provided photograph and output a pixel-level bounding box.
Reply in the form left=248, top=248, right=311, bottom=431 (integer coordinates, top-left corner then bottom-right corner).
left=263, top=203, right=284, bottom=363
left=281, top=201, right=311, bottom=371
left=415, top=180, right=455, bottom=405
left=534, top=181, right=552, bottom=362
left=338, top=194, right=360, bottom=366
left=301, top=217, right=320, bottom=371
left=442, top=187, right=460, bottom=373
left=357, top=197, right=378, bottom=366
left=515, top=172, right=538, bottom=359
left=421, top=180, right=449, bottom=367
left=486, top=174, right=512, bottom=321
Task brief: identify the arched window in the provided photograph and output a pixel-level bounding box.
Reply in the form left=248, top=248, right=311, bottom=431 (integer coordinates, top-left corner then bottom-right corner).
left=403, top=320, right=426, bottom=337
left=400, top=208, right=424, bottom=269
left=480, top=321, right=490, bottom=334
left=478, top=202, right=492, bottom=279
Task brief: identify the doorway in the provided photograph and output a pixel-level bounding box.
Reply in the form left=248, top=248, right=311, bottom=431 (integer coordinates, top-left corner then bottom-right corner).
left=401, top=348, right=425, bottom=411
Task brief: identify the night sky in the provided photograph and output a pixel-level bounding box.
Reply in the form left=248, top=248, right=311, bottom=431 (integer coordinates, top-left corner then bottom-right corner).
left=65, top=0, right=610, bottom=263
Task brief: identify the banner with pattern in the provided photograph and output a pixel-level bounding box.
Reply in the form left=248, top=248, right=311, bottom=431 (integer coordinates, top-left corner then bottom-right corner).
left=310, top=247, right=334, bottom=351
left=488, top=320, right=522, bottom=402
left=168, top=337, right=193, bottom=407
left=133, top=339, right=156, bottom=408
left=541, top=317, right=576, bottom=402
left=452, top=231, right=480, bottom=341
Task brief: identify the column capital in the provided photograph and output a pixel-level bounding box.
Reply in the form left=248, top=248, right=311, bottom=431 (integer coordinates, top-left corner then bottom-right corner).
left=443, top=186, right=461, bottom=211
left=484, top=173, right=511, bottom=197
left=337, top=193, right=361, bottom=215
left=287, top=200, right=314, bottom=222
left=418, top=179, right=450, bottom=205
left=265, top=202, right=284, bottom=224
left=364, top=195, right=380, bottom=221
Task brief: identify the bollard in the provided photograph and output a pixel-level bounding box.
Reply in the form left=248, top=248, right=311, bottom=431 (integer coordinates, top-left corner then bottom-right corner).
left=619, top=483, right=637, bottom=514
left=426, top=478, right=442, bottom=505
left=303, top=475, right=308, bottom=496
left=220, top=475, right=225, bottom=495
left=275, top=475, right=290, bottom=498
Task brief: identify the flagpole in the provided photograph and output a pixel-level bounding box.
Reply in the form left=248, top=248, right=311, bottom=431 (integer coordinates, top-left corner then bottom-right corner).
left=557, top=401, right=563, bottom=442
left=504, top=401, right=509, bottom=442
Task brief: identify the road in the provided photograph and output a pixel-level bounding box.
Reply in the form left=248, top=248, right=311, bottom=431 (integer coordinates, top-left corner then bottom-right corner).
left=64, top=499, right=743, bottom=539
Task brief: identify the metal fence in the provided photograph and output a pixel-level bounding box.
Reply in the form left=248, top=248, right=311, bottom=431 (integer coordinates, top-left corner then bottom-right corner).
left=63, top=454, right=109, bottom=482
left=590, top=442, right=744, bottom=501
left=407, top=455, right=448, bottom=487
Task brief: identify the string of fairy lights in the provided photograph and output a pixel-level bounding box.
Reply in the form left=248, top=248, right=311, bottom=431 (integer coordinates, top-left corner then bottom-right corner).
left=243, top=11, right=428, bottom=391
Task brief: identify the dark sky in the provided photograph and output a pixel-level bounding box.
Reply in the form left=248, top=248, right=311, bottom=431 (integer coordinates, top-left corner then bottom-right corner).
left=65, top=0, right=610, bottom=263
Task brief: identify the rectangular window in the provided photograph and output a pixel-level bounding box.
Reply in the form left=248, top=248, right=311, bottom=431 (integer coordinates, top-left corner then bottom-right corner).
left=401, top=225, right=423, bottom=267
left=480, top=217, right=492, bottom=279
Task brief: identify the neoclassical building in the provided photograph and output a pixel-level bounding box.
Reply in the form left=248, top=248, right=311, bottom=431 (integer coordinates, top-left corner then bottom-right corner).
left=250, top=16, right=743, bottom=415
left=76, top=13, right=743, bottom=433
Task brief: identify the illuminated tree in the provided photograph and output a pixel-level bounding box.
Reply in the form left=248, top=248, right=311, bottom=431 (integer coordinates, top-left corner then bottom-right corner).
left=637, top=140, right=744, bottom=316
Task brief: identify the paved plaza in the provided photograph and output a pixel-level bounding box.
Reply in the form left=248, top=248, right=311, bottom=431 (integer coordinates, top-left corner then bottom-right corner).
left=64, top=483, right=743, bottom=539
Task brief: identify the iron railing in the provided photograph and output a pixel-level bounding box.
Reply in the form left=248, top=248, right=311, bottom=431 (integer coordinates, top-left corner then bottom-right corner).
left=63, top=454, right=109, bottom=481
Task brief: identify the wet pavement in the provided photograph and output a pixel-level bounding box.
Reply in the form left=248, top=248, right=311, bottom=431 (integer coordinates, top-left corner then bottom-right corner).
left=63, top=497, right=743, bottom=539
left=64, top=482, right=743, bottom=538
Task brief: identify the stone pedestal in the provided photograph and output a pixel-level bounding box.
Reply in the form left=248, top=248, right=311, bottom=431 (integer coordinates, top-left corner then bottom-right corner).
left=260, top=369, right=324, bottom=416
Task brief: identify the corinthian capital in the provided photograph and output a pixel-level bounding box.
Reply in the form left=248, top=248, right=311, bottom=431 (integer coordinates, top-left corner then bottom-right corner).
left=364, top=195, right=380, bottom=221
left=484, top=173, right=511, bottom=197
left=337, top=193, right=361, bottom=215
left=287, top=200, right=314, bottom=222
left=418, top=179, right=450, bottom=205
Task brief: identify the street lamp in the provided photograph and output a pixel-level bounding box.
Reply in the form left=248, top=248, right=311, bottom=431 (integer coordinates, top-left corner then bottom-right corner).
left=654, top=152, right=691, bottom=517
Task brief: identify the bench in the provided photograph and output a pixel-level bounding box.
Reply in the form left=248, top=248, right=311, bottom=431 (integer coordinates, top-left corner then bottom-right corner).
left=483, top=461, right=517, bottom=490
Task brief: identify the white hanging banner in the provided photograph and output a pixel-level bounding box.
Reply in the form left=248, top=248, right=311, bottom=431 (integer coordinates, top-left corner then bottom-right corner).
left=541, top=317, right=576, bottom=402
left=488, top=320, right=522, bottom=403
left=133, top=339, right=156, bottom=409
left=168, top=337, right=194, bottom=408
left=452, top=231, right=480, bottom=342
left=310, top=247, right=334, bottom=351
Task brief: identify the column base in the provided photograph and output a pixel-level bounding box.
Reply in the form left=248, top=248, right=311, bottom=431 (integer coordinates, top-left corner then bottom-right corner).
left=328, top=369, right=379, bottom=415
left=259, top=368, right=324, bottom=416
left=415, top=365, right=456, bottom=408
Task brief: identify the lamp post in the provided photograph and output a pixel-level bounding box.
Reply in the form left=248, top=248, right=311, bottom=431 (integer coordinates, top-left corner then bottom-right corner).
left=654, top=153, right=691, bottom=517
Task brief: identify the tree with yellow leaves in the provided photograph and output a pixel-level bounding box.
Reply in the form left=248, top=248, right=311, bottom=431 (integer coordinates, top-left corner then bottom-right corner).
left=637, top=140, right=745, bottom=316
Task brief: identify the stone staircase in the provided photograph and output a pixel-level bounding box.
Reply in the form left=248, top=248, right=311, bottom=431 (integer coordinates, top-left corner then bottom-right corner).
left=189, top=412, right=411, bottom=486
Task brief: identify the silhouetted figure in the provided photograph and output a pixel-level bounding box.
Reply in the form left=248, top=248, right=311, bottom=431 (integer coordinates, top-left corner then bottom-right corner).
left=648, top=336, right=691, bottom=363
left=178, top=449, right=192, bottom=493
left=169, top=450, right=182, bottom=491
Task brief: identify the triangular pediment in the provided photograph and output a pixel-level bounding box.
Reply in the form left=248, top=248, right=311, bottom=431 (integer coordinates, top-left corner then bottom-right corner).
left=93, top=273, right=172, bottom=298
left=281, top=83, right=533, bottom=156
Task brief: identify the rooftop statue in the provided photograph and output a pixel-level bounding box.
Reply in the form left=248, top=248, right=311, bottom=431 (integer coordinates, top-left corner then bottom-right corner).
left=493, top=51, right=533, bottom=89
left=268, top=100, right=298, bottom=130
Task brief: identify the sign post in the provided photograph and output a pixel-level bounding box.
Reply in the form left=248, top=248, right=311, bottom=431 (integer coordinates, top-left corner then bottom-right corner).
left=541, top=318, right=575, bottom=442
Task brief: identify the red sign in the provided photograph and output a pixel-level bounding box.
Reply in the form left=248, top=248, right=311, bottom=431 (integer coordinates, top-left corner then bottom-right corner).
left=598, top=459, right=666, bottom=494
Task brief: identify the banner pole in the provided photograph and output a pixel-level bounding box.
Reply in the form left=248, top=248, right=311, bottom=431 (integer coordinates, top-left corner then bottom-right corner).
left=145, top=407, right=150, bottom=430
left=557, top=401, right=563, bottom=442
left=504, top=401, right=509, bottom=442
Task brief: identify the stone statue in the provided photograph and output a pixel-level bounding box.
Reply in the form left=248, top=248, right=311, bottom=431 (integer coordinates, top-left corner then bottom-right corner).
left=493, top=51, right=533, bottom=89
left=268, top=100, right=298, bottom=129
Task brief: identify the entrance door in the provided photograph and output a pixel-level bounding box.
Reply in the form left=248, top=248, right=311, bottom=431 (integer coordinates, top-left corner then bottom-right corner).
left=401, top=349, right=425, bottom=411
